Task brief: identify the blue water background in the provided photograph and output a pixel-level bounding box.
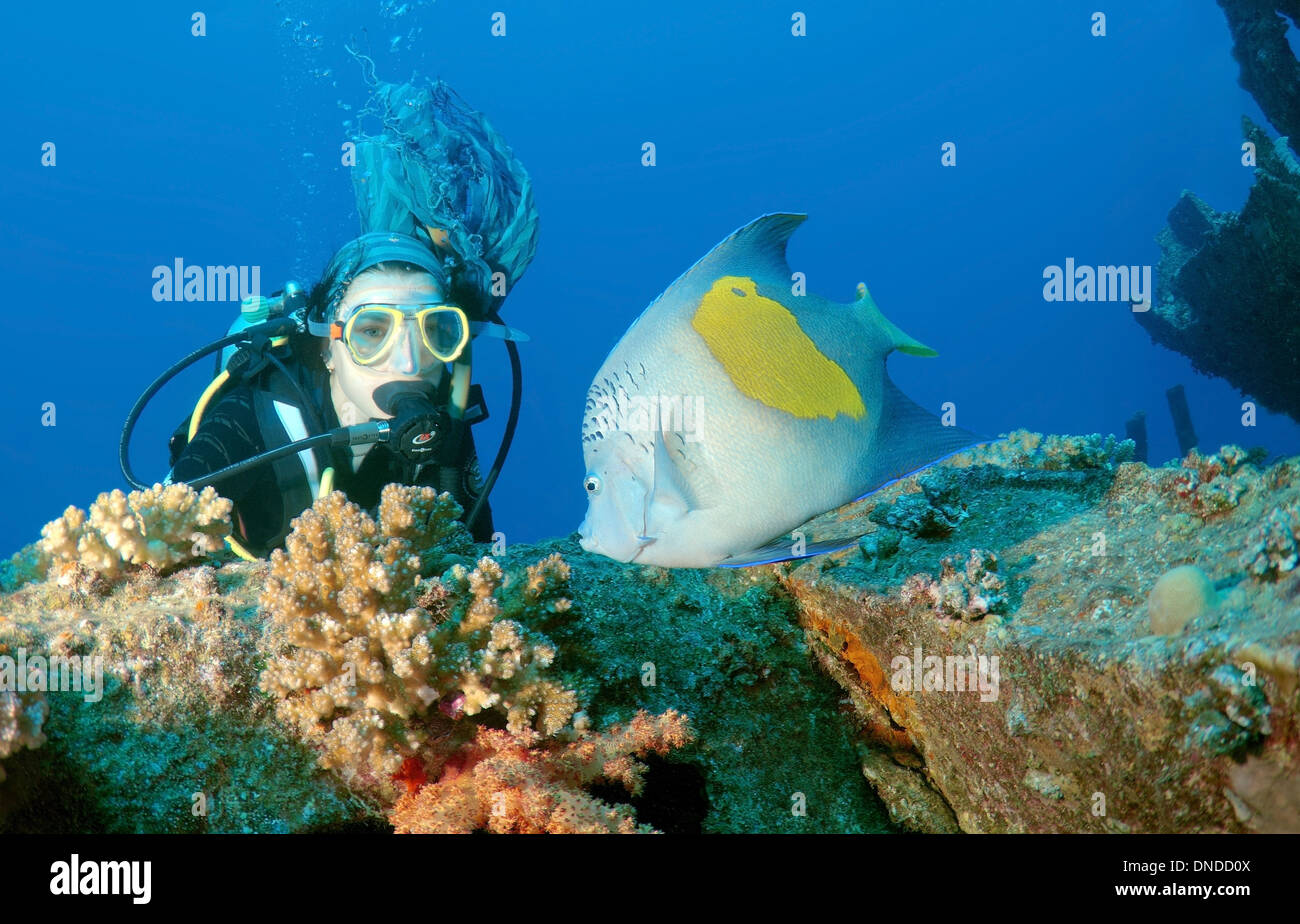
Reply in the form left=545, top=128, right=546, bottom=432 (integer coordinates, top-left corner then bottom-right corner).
left=2, top=0, right=1297, bottom=556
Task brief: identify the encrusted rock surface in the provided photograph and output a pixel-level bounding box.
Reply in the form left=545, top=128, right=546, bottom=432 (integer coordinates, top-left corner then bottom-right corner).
left=779, top=436, right=1300, bottom=833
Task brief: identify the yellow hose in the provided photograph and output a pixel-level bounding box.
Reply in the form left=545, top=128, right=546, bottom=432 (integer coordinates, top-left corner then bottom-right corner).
left=189, top=371, right=230, bottom=441
left=201, top=334, right=293, bottom=562
left=188, top=336, right=289, bottom=439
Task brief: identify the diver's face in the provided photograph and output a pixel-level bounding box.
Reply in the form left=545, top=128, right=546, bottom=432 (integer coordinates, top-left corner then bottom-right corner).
left=328, top=267, right=444, bottom=420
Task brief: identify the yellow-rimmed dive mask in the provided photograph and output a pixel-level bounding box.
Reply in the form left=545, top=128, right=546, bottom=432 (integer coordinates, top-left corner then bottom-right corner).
left=332, top=303, right=471, bottom=368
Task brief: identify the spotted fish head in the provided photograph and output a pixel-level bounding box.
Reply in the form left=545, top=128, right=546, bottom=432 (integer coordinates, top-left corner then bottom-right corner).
left=577, top=436, right=657, bottom=562
left=579, top=406, right=712, bottom=565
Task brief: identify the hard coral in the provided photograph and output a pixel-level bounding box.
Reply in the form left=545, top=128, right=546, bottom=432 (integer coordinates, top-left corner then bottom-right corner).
left=259, top=487, right=576, bottom=796
left=390, top=710, right=693, bottom=833
left=870, top=489, right=964, bottom=538
left=0, top=689, right=48, bottom=783
left=1240, top=501, right=1300, bottom=578
left=38, top=484, right=232, bottom=582
left=1147, top=565, right=1218, bottom=636
left=436, top=554, right=578, bottom=734
left=1173, top=446, right=1256, bottom=518
left=902, top=549, right=1006, bottom=622
left=954, top=430, right=1134, bottom=472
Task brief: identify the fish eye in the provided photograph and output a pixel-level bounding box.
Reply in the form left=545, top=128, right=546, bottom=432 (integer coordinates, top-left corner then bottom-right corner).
left=584, top=474, right=602, bottom=495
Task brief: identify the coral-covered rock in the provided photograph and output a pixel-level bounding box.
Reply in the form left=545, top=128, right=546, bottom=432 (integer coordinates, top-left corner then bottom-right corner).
left=0, top=689, right=47, bottom=784
left=901, top=549, right=1006, bottom=623
left=1172, top=446, right=1260, bottom=518
left=1241, top=502, right=1300, bottom=577
left=1218, top=0, right=1300, bottom=152
left=781, top=435, right=1300, bottom=833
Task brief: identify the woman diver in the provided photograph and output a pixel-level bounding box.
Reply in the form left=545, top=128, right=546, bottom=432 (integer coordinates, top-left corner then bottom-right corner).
left=120, top=75, right=539, bottom=559
left=161, top=230, right=526, bottom=556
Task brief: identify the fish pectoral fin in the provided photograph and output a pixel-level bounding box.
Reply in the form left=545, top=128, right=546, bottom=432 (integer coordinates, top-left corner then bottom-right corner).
left=719, top=534, right=863, bottom=569
left=643, top=491, right=689, bottom=539
left=644, top=429, right=697, bottom=536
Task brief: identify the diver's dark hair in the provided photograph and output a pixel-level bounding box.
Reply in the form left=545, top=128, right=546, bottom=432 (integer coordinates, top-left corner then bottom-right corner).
left=305, top=250, right=489, bottom=329
left=305, top=259, right=430, bottom=325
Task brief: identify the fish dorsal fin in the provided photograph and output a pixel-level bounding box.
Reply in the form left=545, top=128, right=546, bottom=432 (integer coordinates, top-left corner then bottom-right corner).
left=854, top=282, right=938, bottom=357
left=643, top=428, right=694, bottom=538
left=652, top=214, right=807, bottom=307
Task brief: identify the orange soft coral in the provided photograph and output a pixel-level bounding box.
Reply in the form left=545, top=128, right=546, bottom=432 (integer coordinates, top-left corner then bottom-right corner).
left=390, top=709, right=693, bottom=834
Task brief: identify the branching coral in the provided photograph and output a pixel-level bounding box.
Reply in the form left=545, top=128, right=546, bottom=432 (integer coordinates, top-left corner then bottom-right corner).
left=902, top=549, right=1006, bottom=622
left=38, top=484, right=232, bottom=582
left=259, top=488, right=695, bottom=828
left=390, top=710, right=693, bottom=833
left=258, top=487, right=577, bottom=795
left=0, top=689, right=48, bottom=783
left=432, top=555, right=578, bottom=735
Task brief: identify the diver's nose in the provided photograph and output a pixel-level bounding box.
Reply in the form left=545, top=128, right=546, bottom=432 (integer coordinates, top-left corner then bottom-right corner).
left=388, top=322, right=421, bottom=375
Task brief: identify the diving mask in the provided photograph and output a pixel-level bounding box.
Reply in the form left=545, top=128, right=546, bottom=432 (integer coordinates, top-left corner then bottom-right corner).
left=333, top=303, right=471, bottom=367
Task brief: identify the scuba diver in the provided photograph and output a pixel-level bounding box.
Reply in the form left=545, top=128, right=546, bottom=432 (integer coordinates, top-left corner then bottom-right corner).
left=171, top=231, right=528, bottom=554
left=119, top=75, right=540, bottom=559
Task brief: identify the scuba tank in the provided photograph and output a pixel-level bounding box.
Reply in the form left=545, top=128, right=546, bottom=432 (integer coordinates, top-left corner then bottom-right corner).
left=165, top=281, right=312, bottom=469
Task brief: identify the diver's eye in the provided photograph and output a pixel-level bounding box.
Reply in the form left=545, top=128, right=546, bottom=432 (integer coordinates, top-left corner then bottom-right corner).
left=584, top=474, right=602, bottom=495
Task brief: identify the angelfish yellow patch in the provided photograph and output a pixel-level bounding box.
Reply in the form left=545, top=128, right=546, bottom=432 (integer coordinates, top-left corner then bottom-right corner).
left=691, top=276, right=865, bottom=420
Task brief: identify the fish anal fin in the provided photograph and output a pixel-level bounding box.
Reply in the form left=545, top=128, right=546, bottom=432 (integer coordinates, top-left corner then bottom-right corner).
left=896, top=342, right=939, bottom=358
left=860, top=371, right=985, bottom=494
left=854, top=282, right=939, bottom=357
left=719, top=535, right=862, bottom=569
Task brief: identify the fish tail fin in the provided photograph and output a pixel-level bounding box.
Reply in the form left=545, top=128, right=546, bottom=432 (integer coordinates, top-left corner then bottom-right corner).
left=854, top=282, right=939, bottom=357
left=856, top=372, right=986, bottom=499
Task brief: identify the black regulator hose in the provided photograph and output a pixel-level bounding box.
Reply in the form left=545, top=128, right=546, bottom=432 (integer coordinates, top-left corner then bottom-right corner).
left=178, top=423, right=388, bottom=491
left=118, top=318, right=299, bottom=491
left=464, top=326, right=522, bottom=535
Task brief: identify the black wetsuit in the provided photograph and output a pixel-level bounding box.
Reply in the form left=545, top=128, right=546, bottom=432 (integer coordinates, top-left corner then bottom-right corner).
left=170, top=368, right=494, bottom=555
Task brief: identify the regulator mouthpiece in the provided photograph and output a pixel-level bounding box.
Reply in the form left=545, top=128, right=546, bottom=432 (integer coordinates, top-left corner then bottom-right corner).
left=371, top=381, right=451, bottom=463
